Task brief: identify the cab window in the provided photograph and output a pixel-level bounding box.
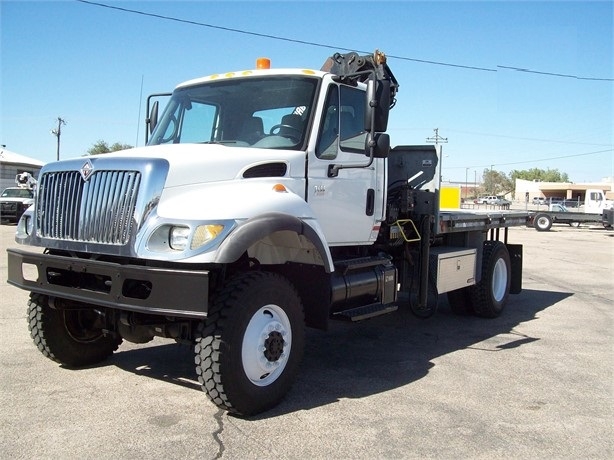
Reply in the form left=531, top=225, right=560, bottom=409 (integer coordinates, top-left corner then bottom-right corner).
left=316, top=84, right=366, bottom=159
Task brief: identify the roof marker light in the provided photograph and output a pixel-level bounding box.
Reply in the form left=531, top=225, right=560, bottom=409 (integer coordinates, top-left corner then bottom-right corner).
left=272, top=184, right=287, bottom=193
left=256, top=57, right=271, bottom=69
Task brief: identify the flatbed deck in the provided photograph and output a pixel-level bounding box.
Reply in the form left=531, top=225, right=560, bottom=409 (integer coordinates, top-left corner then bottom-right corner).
left=437, top=209, right=530, bottom=234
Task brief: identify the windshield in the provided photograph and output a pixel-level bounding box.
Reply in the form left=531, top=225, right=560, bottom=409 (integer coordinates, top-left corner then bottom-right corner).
left=1, top=188, right=33, bottom=198
left=148, top=76, right=319, bottom=150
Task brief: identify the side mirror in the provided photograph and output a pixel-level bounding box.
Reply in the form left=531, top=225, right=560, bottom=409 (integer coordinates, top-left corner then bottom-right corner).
left=365, top=132, right=390, bottom=158
left=364, top=79, right=391, bottom=133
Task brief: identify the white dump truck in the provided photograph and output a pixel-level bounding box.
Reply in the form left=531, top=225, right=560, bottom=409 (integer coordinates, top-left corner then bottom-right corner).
left=7, top=51, right=529, bottom=416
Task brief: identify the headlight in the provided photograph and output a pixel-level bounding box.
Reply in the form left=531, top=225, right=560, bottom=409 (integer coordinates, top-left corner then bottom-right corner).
left=17, top=214, right=33, bottom=236
left=169, top=226, right=190, bottom=250
left=191, top=224, right=224, bottom=250
left=148, top=223, right=227, bottom=254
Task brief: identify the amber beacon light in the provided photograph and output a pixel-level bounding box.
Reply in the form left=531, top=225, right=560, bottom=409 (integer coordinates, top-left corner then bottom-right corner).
left=256, top=57, right=271, bottom=69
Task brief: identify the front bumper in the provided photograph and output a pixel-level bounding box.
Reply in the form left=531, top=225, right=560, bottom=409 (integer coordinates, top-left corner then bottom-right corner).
left=7, top=248, right=210, bottom=319
left=0, top=201, right=29, bottom=221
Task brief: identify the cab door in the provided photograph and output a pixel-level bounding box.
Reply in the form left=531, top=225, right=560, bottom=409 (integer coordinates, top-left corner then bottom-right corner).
left=307, top=83, right=385, bottom=246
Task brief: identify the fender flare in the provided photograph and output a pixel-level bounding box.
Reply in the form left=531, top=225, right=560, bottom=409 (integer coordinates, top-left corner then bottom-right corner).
left=214, top=212, right=334, bottom=273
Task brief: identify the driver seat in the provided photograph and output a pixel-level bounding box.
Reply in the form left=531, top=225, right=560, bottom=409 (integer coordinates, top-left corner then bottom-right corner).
left=278, top=114, right=304, bottom=139
left=240, top=116, right=264, bottom=144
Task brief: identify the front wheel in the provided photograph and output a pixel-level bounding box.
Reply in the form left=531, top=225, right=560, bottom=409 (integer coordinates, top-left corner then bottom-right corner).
left=194, top=272, right=305, bottom=416
left=27, top=293, right=122, bottom=367
left=470, top=241, right=511, bottom=318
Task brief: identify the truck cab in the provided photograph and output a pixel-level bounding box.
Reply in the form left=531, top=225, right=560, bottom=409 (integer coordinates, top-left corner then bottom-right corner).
left=145, top=66, right=386, bottom=247
left=584, top=189, right=613, bottom=214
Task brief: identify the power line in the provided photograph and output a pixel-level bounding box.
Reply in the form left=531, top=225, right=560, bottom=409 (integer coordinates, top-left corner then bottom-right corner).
left=75, top=0, right=613, bottom=82
left=446, top=148, right=614, bottom=170
left=498, top=66, right=613, bottom=82
left=443, top=128, right=612, bottom=147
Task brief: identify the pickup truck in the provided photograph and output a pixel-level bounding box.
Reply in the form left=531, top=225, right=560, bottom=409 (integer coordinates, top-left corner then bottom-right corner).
left=0, top=173, right=36, bottom=223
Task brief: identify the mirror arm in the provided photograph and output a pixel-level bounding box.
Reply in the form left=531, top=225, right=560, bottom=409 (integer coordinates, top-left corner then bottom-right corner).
left=328, top=148, right=374, bottom=178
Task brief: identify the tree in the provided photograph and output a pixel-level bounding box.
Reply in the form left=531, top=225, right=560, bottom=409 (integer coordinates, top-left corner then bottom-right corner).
left=482, top=168, right=513, bottom=196
left=509, top=168, right=569, bottom=183
left=87, top=140, right=132, bottom=155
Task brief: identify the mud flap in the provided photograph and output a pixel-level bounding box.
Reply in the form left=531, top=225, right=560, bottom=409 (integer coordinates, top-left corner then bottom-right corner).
left=506, top=243, right=523, bottom=294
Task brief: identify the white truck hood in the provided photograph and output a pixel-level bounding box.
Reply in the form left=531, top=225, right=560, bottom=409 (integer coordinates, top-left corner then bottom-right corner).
left=104, top=143, right=304, bottom=187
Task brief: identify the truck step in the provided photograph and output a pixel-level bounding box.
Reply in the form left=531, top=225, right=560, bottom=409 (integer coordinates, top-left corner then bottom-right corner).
left=334, top=256, right=392, bottom=275
left=333, top=303, right=398, bottom=322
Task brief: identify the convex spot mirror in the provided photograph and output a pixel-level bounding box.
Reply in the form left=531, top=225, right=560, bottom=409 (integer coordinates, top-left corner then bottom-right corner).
left=364, top=79, right=391, bottom=133
left=365, top=132, right=390, bottom=158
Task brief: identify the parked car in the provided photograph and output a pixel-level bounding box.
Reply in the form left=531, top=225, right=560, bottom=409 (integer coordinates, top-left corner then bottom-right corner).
left=491, top=197, right=511, bottom=209
left=562, top=199, right=579, bottom=208
left=0, top=187, right=34, bottom=223
left=532, top=197, right=546, bottom=205
left=475, top=195, right=510, bottom=209
left=475, top=195, right=497, bottom=204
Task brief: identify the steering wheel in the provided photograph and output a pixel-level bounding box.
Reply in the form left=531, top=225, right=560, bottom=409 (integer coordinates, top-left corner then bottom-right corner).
left=269, top=123, right=301, bottom=142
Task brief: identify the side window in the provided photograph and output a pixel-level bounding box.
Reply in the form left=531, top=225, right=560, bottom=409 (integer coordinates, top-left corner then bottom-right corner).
left=316, top=86, right=339, bottom=159
left=339, top=86, right=367, bottom=153
left=180, top=102, right=218, bottom=143
left=151, top=99, right=217, bottom=145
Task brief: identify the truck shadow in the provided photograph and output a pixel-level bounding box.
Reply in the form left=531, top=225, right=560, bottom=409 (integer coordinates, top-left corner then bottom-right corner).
left=108, top=288, right=570, bottom=417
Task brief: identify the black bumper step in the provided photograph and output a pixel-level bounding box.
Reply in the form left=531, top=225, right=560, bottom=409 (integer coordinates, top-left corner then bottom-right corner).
left=333, top=303, right=398, bottom=322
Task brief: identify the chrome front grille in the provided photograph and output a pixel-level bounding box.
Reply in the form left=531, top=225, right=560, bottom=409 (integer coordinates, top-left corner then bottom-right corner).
left=37, top=170, right=141, bottom=245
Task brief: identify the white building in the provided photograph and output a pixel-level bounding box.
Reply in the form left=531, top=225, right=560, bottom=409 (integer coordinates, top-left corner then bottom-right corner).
left=0, top=148, right=45, bottom=192
left=514, top=178, right=614, bottom=203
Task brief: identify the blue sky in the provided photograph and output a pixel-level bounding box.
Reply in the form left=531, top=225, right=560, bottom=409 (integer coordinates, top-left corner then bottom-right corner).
left=1, top=0, right=612, bottom=183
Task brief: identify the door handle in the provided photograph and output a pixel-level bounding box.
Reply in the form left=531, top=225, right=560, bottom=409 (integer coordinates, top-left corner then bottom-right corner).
left=366, top=188, right=375, bottom=216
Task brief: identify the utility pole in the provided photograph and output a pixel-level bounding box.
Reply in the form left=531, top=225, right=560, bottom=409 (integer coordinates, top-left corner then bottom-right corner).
left=465, top=167, right=469, bottom=200
left=51, top=117, right=67, bottom=161
left=426, top=128, right=448, bottom=184
left=490, top=164, right=494, bottom=195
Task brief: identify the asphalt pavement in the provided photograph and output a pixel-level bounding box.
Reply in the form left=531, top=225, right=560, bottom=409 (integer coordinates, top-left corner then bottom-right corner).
left=1, top=222, right=612, bottom=459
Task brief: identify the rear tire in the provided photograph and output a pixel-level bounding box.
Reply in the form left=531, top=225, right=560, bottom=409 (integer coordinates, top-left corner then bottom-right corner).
left=534, top=213, right=552, bottom=231
left=194, top=272, right=305, bottom=416
left=27, top=293, right=121, bottom=367
left=470, top=241, right=511, bottom=318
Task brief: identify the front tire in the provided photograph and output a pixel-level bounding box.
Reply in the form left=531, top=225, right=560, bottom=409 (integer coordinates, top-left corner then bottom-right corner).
left=27, top=293, right=122, bottom=367
left=470, top=241, right=511, bottom=318
left=194, top=272, right=305, bottom=416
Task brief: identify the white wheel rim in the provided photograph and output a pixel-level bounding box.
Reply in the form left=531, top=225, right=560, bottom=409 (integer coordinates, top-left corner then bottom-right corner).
left=491, top=258, right=508, bottom=302
left=537, top=217, right=549, bottom=229
left=242, top=304, right=292, bottom=386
